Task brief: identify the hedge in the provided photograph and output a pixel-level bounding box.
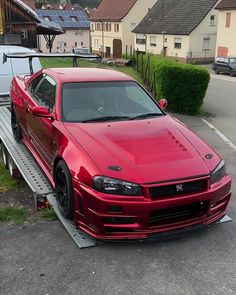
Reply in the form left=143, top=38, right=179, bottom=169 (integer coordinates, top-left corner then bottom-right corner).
left=156, top=63, right=210, bottom=115
left=134, top=53, right=210, bottom=115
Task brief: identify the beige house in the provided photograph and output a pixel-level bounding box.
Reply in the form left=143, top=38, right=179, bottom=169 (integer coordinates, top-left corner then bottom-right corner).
left=90, top=0, right=157, bottom=58
left=133, top=0, right=220, bottom=63
left=215, top=0, right=236, bottom=57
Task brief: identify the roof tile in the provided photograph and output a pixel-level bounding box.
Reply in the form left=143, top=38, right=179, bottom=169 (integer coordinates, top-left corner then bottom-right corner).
left=133, top=0, right=218, bottom=35
left=216, top=0, right=236, bottom=10
left=90, top=0, right=137, bottom=21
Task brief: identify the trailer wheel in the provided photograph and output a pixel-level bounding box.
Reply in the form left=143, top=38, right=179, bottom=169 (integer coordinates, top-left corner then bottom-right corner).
left=1, top=142, right=8, bottom=169
left=11, top=108, right=22, bottom=142
left=55, top=160, right=74, bottom=220
left=7, top=155, right=22, bottom=180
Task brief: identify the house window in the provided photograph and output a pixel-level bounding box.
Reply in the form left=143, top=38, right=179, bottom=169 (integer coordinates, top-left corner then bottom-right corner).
left=150, top=36, right=157, bottom=47
left=226, top=13, right=231, bottom=27
left=79, top=31, right=83, bottom=36
left=114, top=23, right=119, bottom=32
left=71, top=16, right=78, bottom=22
left=96, top=23, right=101, bottom=31
left=75, top=42, right=77, bottom=47
left=21, top=29, right=28, bottom=39
left=174, top=37, right=182, bottom=49
left=210, top=15, right=216, bottom=26
left=91, top=24, right=94, bottom=31
left=75, top=31, right=79, bottom=35
left=136, top=34, right=146, bottom=45
left=203, top=37, right=210, bottom=50
left=81, top=42, right=83, bottom=46
left=58, top=16, right=64, bottom=21
left=131, top=23, right=136, bottom=31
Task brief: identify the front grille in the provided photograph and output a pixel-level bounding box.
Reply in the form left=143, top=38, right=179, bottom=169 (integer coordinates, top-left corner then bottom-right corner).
left=148, top=202, right=208, bottom=227
left=149, top=179, right=208, bottom=199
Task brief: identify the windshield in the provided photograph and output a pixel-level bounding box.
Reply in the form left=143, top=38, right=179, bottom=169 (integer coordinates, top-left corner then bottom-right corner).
left=61, top=81, right=163, bottom=122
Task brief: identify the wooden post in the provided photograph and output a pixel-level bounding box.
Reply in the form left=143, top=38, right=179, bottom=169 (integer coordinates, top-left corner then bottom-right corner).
left=136, top=50, right=139, bottom=72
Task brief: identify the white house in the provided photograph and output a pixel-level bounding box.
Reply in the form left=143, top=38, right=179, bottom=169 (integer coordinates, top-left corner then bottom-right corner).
left=133, top=0, right=220, bottom=63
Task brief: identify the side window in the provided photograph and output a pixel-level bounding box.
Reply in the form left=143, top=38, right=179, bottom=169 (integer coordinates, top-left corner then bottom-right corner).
left=31, top=75, right=56, bottom=111
left=28, top=74, right=44, bottom=95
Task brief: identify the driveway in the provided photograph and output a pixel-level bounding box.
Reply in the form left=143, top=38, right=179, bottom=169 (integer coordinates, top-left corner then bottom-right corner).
left=1, top=112, right=235, bottom=295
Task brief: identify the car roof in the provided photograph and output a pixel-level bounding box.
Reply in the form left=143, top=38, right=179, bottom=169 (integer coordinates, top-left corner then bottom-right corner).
left=0, top=45, right=36, bottom=54
left=45, top=68, right=134, bottom=83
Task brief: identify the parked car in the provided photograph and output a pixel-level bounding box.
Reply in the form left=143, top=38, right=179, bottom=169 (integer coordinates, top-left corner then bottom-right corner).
left=212, top=57, right=236, bottom=76
left=0, top=46, right=41, bottom=103
left=10, top=66, right=231, bottom=240
left=73, top=47, right=102, bottom=63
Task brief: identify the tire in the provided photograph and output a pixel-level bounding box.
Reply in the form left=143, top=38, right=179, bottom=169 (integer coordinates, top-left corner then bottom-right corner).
left=11, top=107, right=22, bottom=142
left=214, top=69, right=219, bottom=75
left=1, top=142, right=8, bottom=169
left=7, top=155, right=22, bottom=180
left=55, top=160, right=74, bottom=220
left=229, top=70, right=234, bottom=77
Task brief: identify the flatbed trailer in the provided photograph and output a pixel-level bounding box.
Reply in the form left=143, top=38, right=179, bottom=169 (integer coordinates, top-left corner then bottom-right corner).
left=0, top=105, right=232, bottom=248
left=0, top=105, right=100, bottom=248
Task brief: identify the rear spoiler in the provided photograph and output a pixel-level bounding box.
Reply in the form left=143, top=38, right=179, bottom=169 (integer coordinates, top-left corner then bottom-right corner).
left=3, top=53, right=101, bottom=75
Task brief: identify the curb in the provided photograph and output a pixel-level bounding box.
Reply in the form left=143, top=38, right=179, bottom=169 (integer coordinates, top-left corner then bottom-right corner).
left=210, top=74, right=236, bottom=83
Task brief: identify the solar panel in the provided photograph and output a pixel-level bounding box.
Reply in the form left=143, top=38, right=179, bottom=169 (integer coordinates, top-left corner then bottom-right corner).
left=36, top=9, right=90, bottom=29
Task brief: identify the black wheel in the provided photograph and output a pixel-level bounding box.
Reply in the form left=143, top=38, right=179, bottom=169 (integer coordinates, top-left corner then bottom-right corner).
left=11, top=107, right=21, bottom=142
left=55, top=160, right=74, bottom=220
left=214, top=69, right=219, bottom=74
left=1, top=142, right=8, bottom=168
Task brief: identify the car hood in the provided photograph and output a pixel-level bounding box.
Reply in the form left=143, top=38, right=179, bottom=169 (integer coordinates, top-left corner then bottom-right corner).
left=64, top=116, right=217, bottom=184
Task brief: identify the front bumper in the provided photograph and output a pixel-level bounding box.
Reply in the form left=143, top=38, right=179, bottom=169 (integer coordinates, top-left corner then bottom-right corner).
left=73, top=174, right=232, bottom=240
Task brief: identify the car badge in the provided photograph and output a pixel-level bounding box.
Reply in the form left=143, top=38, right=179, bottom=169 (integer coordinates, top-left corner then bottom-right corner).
left=108, top=166, right=122, bottom=171
left=176, top=184, right=184, bottom=192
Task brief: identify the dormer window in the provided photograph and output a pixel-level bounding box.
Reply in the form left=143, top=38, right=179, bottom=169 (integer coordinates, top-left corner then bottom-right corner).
left=71, top=16, right=79, bottom=22
left=43, top=16, right=52, bottom=21
left=58, top=16, right=64, bottom=21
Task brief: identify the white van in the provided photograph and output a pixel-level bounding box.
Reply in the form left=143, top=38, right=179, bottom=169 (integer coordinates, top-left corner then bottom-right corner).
left=0, top=46, right=42, bottom=103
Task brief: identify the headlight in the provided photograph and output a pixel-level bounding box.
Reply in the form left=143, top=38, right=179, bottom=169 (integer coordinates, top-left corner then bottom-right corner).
left=93, top=176, right=142, bottom=196
left=210, top=160, right=226, bottom=185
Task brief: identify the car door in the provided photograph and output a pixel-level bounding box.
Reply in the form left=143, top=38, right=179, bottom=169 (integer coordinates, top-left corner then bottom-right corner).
left=25, top=74, right=56, bottom=166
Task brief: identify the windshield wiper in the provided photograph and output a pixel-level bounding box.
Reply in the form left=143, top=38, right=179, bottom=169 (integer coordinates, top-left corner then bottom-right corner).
left=81, top=116, right=131, bottom=123
left=130, top=113, right=163, bottom=120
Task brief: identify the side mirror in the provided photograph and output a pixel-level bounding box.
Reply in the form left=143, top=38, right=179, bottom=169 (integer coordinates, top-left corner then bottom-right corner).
left=159, top=99, right=168, bottom=110
left=32, top=106, right=52, bottom=118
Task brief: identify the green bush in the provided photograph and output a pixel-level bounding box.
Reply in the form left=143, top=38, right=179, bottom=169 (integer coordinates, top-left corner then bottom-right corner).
left=156, top=63, right=210, bottom=115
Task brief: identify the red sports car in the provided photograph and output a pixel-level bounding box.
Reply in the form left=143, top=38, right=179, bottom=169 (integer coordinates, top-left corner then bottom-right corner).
left=10, top=67, right=231, bottom=240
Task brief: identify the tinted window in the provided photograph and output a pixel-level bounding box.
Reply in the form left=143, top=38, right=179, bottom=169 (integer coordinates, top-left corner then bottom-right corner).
left=61, top=81, right=162, bottom=122
left=30, top=75, right=56, bottom=111
left=28, top=74, right=44, bottom=95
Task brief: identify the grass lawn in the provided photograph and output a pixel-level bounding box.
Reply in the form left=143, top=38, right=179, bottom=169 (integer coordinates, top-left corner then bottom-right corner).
left=40, top=58, right=143, bottom=84
left=0, top=207, right=29, bottom=224
left=0, top=161, right=19, bottom=193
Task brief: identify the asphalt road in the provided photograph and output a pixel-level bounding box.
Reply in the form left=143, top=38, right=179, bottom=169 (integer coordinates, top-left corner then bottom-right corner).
left=1, top=76, right=236, bottom=295
left=204, top=76, right=236, bottom=146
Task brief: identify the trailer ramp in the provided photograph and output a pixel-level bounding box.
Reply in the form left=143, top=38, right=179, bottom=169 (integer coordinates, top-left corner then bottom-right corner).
left=0, top=106, right=100, bottom=248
